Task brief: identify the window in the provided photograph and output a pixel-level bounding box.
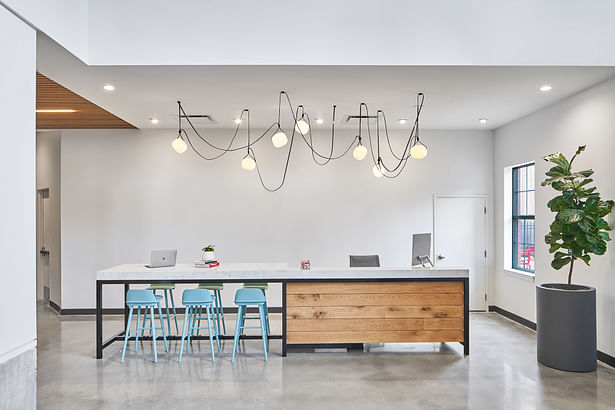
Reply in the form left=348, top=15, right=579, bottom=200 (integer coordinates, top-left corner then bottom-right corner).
left=512, top=163, right=535, bottom=272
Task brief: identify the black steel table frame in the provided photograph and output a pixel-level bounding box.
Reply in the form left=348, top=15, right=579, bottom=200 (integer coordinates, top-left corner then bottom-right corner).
left=96, top=277, right=469, bottom=359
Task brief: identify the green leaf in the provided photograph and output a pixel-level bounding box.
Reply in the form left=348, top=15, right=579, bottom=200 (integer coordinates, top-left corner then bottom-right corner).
left=548, top=242, right=561, bottom=253
left=569, top=145, right=587, bottom=165
left=545, top=232, right=561, bottom=244
left=545, top=166, right=566, bottom=178
left=543, top=152, right=570, bottom=170
left=579, top=254, right=591, bottom=265
left=551, top=256, right=572, bottom=270
left=589, top=241, right=607, bottom=255
left=596, top=218, right=611, bottom=230
left=577, top=218, right=593, bottom=232
left=556, top=209, right=584, bottom=223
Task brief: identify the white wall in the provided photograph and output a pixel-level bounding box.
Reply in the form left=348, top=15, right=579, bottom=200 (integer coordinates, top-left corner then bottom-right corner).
left=0, top=0, right=88, bottom=61
left=36, top=132, right=62, bottom=306
left=494, top=77, right=615, bottom=357
left=7, top=0, right=615, bottom=66
left=0, top=4, right=37, bottom=362
left=60, top=128, right=493, bottom=309
left=85, top=0, right=615, bottom=66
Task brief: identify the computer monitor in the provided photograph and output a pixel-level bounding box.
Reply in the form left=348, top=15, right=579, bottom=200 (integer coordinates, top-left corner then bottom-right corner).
left=411, top=233, right=432, bottom=267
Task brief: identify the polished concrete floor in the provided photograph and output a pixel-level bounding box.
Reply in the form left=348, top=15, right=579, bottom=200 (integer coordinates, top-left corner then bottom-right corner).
left=32, top=303, right=615, bottom=409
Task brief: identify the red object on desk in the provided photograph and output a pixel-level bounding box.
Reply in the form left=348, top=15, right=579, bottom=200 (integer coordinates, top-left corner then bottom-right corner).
left=194, top=261, right=220, bottom=268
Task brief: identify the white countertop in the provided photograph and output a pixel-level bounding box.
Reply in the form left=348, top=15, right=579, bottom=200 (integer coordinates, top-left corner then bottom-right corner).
left=97, top=263, right=469, bottom=281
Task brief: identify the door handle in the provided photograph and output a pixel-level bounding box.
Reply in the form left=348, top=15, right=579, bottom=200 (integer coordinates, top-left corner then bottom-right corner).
left=437, top=254, right=446, bottom=260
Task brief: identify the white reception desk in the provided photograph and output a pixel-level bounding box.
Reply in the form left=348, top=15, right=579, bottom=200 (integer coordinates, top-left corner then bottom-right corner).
left=96, top=263, right=469, bottom=359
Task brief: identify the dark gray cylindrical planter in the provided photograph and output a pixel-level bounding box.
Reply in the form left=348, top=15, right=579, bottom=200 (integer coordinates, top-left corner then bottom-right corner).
left=536, top=283, right=596, bottom=372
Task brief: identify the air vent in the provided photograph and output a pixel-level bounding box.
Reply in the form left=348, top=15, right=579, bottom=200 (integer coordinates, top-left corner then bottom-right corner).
left=180, top=114, right=217, bottom=124
left=345, top=115, right=377, bottom=123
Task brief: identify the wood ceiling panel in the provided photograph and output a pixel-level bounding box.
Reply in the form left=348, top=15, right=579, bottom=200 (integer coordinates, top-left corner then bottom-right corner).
left=36, top=73, right=136, bottom=129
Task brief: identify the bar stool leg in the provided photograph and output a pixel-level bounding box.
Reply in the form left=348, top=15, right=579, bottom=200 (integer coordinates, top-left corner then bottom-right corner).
left=141, top=308, right=148, bottom=337
left=212, top=290, right=222, bottom=335
left=187, top=306, right=197, bottom=351
left=205, top=304, right=216, bottom=362
left=121, top=306, right=134, bottom=363
left=259, top=304, right=268, bottom=362
left=169, top=289, right=179, bottom=334
left=163, top=289, right=171, bottom=335
left=209, top=301, right=221, bottom=351
left=218, top=291, right=226, bottom=334
left=150, top=306, right=157, bottom=363
left=179, top=306, right=190, bottom=363
left=217, top=290, right=227, bottom=334
left=232, top=305, right=245, bottom=362
left=157, top=300, right=169, bottom=352
left=197, top=305, right=203, bottom=336
left=135, top=306, right=141, bottom=352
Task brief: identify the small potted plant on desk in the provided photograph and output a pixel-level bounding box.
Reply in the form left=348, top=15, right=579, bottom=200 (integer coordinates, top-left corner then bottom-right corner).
left=202, top=244, right=216, bottom=262
left=539, top=145, right=613, bottom=372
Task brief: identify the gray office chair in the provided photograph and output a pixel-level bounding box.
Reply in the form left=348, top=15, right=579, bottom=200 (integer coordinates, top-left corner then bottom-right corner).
left=349, top=254, right=380, bottom=267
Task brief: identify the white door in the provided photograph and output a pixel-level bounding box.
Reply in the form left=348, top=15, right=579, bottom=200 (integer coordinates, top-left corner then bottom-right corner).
left=434, top=196, right=487, bottom=311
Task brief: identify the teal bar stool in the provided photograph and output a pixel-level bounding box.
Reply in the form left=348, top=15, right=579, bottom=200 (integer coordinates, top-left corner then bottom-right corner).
left=141, top=283, right=179, bottom=335
left=121, top=289, right=168, bottom=363
left=197, top=283, right=227, bottom=334
left=242, top=283, right=270, bottom=335
left=179, top=289, right=220, bottom=363
left=232, top=288, right=268, bottom=362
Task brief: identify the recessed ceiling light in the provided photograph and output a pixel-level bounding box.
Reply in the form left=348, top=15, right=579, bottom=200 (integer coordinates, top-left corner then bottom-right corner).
left=36, top=109, right=77, bottom=113
left=233, top=118, right=242, bottom=124
left=398, top=119, right=408, bottom=124
left=103, top=84, right=115, bottom=91
left=315, top=118, right=324, bottom=124
left=540, top=84, right=552, bottom=92
left=479, top=118, right=488, bottom=124
left=149, top=118, right=160, bottom=124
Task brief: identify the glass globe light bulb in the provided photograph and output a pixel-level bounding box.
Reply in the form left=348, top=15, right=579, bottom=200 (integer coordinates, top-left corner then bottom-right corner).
left=372, top=163, right=384, bottom=178
left=353, top=144, right=368, bottom=160
left=271, top=129, right=288, bottom=148
left=295, top=118, right=310, bottom=134
left=410, top=142, right=428, bottom=159
left=241, top=155, right=256, bottom=171
left=172, top=136, right=187, bottom=154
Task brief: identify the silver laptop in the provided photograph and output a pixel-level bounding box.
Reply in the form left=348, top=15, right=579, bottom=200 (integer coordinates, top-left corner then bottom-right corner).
left=145, top=250, right=177, bottom=268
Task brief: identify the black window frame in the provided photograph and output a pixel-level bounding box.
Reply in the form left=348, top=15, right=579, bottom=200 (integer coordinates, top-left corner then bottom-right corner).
left=512, top=163, right=535, bottom=273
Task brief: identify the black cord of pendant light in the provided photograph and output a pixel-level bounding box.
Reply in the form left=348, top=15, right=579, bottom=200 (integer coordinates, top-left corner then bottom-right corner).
left=176, top=91, right=425, bottom=189
left=374, top=93, right=425, bottom=175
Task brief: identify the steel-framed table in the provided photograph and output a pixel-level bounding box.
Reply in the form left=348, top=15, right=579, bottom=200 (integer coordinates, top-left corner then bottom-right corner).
left=96, top=264, right=469, bottom=359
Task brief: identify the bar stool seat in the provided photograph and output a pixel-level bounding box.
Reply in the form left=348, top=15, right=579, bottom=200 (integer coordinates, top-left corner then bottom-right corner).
left=198, top=283, right=226, bottom=334
left=121, top=289, right=168, bottom=363
left=242, top=282, right=268, bottom=290
left=142, top=283, right=179, bottom=335
left=232, top=288, right=268, bottom=362
left=179, top=289, right=220, bottom=363
left=242, top=283, right=270, bottom=335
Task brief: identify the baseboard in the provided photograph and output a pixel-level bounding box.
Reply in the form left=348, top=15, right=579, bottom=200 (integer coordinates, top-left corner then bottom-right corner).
left=597, top=351, right=615, bottom=368
left=489, top=305, right=615, bottom=368
left=58, top=306, right=283, bottom=315
left=49, top=300, right=61, bottom=314
left=488, top=305, right=536, bottom=330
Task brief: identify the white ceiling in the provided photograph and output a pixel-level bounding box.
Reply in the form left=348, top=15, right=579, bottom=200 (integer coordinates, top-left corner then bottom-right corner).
left=37, top=35, right=615, bottom=131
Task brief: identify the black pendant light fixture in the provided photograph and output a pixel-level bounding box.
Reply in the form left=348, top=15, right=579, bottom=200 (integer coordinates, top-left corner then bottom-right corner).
left=173, top=91, right=426, bottom=191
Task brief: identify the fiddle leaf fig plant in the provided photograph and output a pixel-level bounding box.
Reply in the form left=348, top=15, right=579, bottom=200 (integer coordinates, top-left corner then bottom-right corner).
left=542, top=145, right=614, bottom=287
